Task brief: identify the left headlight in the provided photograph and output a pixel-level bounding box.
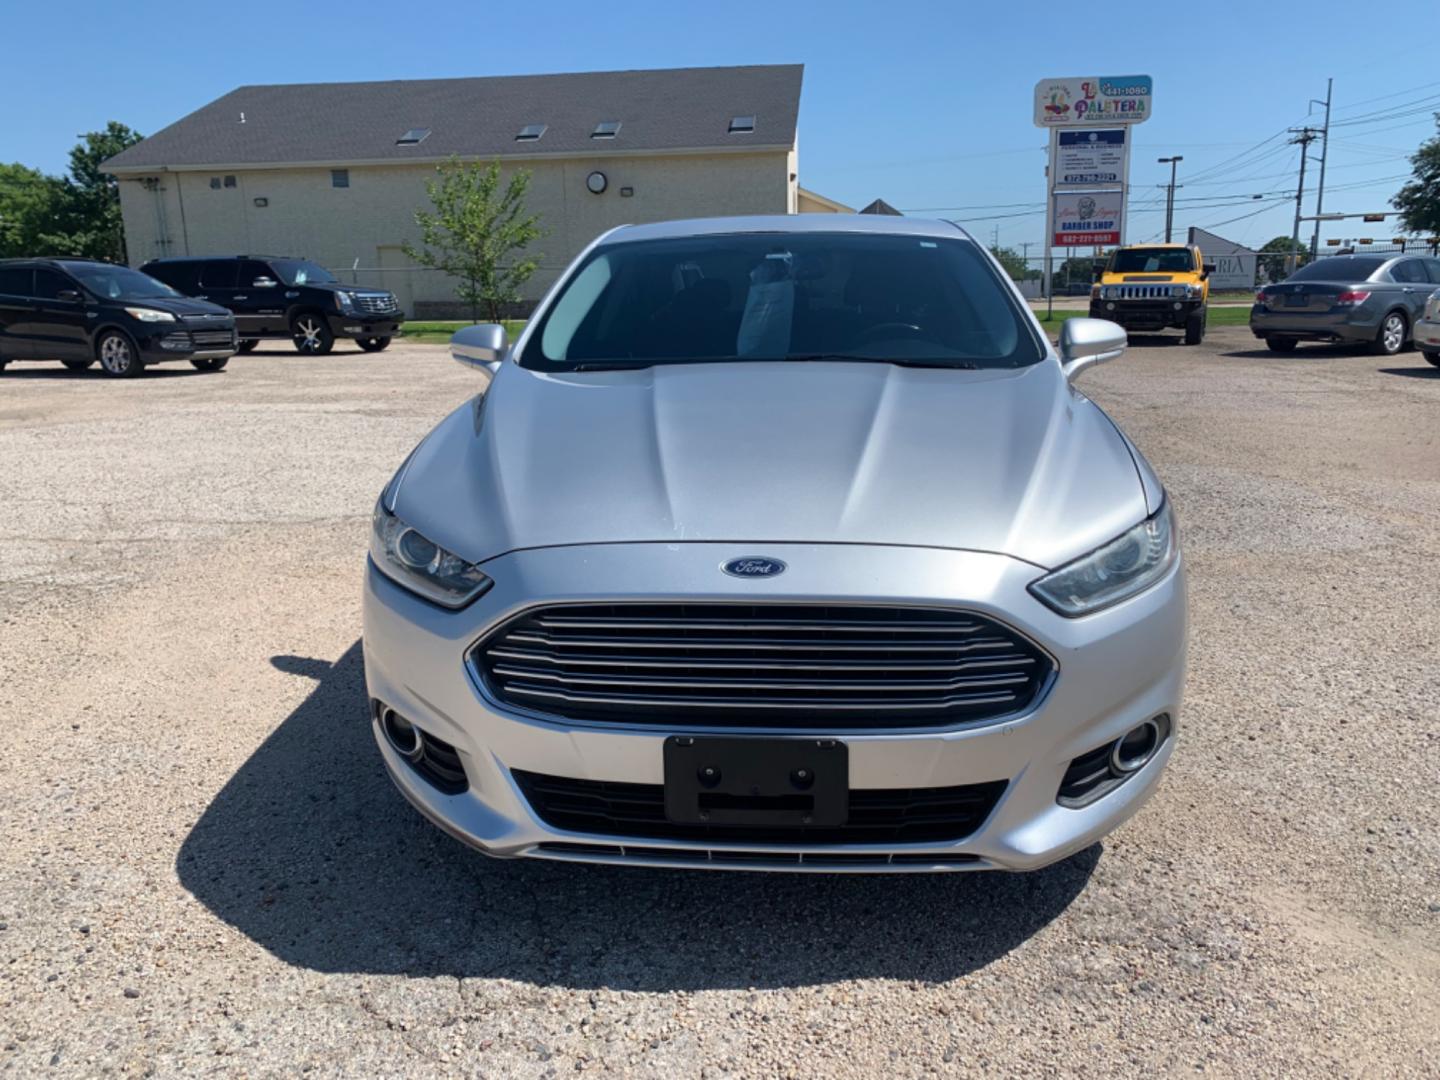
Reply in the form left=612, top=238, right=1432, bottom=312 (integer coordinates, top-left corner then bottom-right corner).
left=1029, top=500, right=1177, bottom=617
left=370, top=502, right=493, bottom=608
left=334, top=290, right=355, bottom=310
left=125, top=307, right=176, bottom=322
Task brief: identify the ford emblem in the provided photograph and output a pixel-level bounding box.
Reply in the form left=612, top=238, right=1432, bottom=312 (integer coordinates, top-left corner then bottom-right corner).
left=722, top=556, right=787, bottom=579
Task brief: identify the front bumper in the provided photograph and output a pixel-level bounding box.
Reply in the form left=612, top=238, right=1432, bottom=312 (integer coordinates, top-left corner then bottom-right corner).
left=135, top=324, right=238, bottom=361
left=1089, top=299, right=1202, bottom=330
left=328, top=312, right=404, bottom=339
left=1249, top=305, right=1378, bottom=343
left=1415, top=318, right=1440, bottom=351
left=362, top=542, right=1187, bottom=872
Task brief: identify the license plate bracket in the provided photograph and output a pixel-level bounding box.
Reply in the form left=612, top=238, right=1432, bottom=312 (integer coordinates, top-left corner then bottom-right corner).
left=663, top=737, right=848, bottom=828
left=1285, top=291, right=1309, bottom=307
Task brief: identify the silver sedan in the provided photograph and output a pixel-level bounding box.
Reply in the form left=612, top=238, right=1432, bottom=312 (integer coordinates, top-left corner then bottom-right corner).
left=1250, top=252, right=1440, bottom=355
left=362, top=215, right=1186, bottom=873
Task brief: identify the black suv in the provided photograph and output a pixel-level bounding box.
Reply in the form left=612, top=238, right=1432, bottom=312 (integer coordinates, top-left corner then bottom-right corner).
left=141, top=256, right=403, bottom=355
left=0, top=258, right=236, bottom=377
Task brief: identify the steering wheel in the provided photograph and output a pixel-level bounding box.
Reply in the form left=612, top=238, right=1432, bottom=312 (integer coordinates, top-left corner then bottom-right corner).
left=858, top=322, right=925, bottom=343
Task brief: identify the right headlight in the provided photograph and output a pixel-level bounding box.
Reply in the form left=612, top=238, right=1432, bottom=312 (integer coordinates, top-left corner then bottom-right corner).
left=370, top=501, right=492, bottom=608
left=1029, top=500, right=1178, bottom=617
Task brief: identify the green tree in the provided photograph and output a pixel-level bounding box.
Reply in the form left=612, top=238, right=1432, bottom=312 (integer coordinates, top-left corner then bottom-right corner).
left=403, top=158, right=545, bottom=322
left=989, top=245, right=1035, bottom=282
left=1392, top=113, right=1440, bottom=236
left=0, top=122, right=142, bottom=261
left=1258, top=235, right=1308, bottom=282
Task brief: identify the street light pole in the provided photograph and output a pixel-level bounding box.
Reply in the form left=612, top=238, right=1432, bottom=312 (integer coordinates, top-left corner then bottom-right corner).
left=1158, top=156, right=1183, bottom=243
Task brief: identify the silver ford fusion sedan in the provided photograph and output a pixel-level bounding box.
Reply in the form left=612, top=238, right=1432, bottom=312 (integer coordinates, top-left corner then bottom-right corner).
left=363, top=215, right=1186, bottom=873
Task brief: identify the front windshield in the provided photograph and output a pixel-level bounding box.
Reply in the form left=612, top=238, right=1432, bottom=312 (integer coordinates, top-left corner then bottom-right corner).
left=1109, top=248, right=1195, bottom=273
left=64, top=263, right=179, bottom=301
left=1287, top=256, right=1385, bottom=282
left=520, top=232, right=1043, bottom=371
left=271, top=259, right=339, bottom=286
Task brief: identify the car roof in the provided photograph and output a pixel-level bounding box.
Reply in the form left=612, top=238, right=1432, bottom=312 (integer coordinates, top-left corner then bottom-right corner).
left=143, top=254, right=289, bottom=263
left=606, top=214, right=974, bottom=244
left=0, top=256, right=110, bottom=266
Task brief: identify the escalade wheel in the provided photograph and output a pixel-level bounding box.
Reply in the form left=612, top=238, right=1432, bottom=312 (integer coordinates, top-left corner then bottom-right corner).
left=97, top=331, right=142, bottom=378
left=1371, top=312, right=1406, bottom=357
left=62, top=359, right=95, bottom=371
left=291, top=314, right=335, bottom=355
left=190, top=357, right=229, bottom=372
left=356, top=336, right=391, bottom=352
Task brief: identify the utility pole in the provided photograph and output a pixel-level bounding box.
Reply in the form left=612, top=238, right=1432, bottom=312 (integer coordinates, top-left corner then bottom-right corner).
left=1157, top=156, right=1183, bottom=243
left=1309, top=78, right=1333, bottom=258
left=1288, top=128, right=1320, bottom=274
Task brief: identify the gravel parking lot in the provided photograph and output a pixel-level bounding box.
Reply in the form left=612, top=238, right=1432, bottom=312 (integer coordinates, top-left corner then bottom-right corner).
left=2, top=328, right=1437, bottom=1077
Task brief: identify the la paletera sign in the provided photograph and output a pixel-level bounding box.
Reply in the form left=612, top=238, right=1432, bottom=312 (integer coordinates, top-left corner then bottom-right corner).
left=1034, top=76, right=1153, bottom=127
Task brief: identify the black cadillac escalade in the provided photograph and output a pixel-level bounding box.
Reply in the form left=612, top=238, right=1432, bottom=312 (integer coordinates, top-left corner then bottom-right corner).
left=142, top=256, right=404, bottom=354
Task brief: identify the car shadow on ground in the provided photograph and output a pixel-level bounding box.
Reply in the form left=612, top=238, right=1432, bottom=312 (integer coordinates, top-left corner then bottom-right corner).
left=0, top=366, right=207, bottom=379
left=177, top=642, right=1098, bottom=991
left=1379, top=364, right=1440, bottom=379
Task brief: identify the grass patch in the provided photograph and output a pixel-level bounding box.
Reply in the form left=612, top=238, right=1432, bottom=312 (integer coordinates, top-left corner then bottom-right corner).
left=1033, top=306, right=1251, bottom=329
left=400, top=319, right=528, bottom=344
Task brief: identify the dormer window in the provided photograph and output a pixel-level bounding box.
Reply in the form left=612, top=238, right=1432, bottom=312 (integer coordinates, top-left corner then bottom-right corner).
left=516, top=123, right=547, bottom=141
left=590, top=121, right=621, bottom=139
left=396, top=128, right=431, bottom=145
left=729, top=115, right=756, bottom=134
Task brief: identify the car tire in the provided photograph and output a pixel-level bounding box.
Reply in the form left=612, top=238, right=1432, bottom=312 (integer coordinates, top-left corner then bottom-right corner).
left=1371, top=311, right=1407, bottom=357
left=62, top=359, right=95, bottom=371
left=356, top=336, right=391, bottom=352
left=1265, top=337, right=1298, bottom=353
left=1184, top=309, right=1206, bottom=345
left=96, top=330, right=142, bottom=378
left=190, top=357, right=229, bottom=372
left=291, top=314, right=335, bottom=355
left=237, top=340, right=259, bottom=354
left=1423, top=351, right=1440, bottom=368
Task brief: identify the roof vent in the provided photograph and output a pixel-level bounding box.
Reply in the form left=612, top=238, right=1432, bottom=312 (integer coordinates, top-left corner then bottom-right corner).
left=396, top=128, right=431, bottom=145
left=515, top=123, right=547, bottom=142
left=729, top=115, right=756, bottom=134
left=590, top=121, right=621, bottom=139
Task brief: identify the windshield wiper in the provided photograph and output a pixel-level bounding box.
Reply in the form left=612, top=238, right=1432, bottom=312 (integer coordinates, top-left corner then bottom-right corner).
left=784, top=353, right=979, bottom=369
left=569, top=361, right=654, bottom=372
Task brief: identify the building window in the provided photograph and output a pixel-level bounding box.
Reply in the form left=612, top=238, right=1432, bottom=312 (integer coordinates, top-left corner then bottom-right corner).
left=209, top=177, right=221, bottom=189
left=331, top=169, right=350, bottom=188
left=223, top=175, right=237, bottom=188
left=515, top=123, right=546, bottom=141
left=396, top=128, right=431, bottom=145
left=591, top=121, right=621, bottom=139
left=729, top=115, right=756, bottom=134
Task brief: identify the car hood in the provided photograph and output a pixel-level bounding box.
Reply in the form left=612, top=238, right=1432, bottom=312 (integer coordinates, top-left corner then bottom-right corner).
left=392, top=359, right=1150, bottom=570
left=130, top=296, right=234, bottom=318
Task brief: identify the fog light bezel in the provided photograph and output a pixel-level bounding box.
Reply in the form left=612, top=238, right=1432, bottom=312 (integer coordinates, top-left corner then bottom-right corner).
left=1057, top=713, right=1172, bottom=809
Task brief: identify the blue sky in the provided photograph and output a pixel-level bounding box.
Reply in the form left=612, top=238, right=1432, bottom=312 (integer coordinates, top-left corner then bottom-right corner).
left=6, top=0, right=1438, bottom=256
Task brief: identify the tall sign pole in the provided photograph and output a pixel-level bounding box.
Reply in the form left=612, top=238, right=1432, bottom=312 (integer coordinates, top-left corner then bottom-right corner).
left=1035, top=75, right=1153, bottom=316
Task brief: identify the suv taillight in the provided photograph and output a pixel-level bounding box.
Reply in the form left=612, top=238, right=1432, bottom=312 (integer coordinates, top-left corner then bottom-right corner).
left=1335, top=290, right=1370, bottom=305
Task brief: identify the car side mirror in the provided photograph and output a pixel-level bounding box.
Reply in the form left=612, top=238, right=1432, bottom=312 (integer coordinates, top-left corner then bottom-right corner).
left=1201, top=263, right=1216, bottom=279
left=1092, top=265, right=1106, bottom=282
left=252, top=276, right=278, bottom=288
left=1058, top=317, right=1127, bottom=381
left=451, top=323, right=507, bottom=383
left=56, top=289, right=82, bottom=302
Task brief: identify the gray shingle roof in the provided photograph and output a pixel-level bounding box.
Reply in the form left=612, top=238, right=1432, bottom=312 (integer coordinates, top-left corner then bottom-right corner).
left=104, top=65, right=803, bottom=172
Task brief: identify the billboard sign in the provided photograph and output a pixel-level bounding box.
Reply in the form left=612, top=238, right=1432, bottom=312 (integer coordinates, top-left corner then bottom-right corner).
left=1052, top=190, right=1123, bottom=246
left=1056, top=129, right=1126, bottom=188
left=1035, top=76, right=1153, bottom=126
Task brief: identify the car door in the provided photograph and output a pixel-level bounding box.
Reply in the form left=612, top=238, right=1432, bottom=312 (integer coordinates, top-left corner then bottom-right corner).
left=30, top=267, right=91, bottom=361
left=0, top=266, right=33, bottom=359
left=236, top=259, right=281, bottom=335
left=196, top=259, right=240, bottom=317
left=1389, top=258, right=1431, bottom=323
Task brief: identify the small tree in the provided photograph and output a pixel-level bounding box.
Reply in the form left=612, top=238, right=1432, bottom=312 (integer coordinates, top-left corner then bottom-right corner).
left=1392, top=112, right=1440, bottom=236
left=1258, top=235, right=1308, bottom=283
left=988, top=245, right=1034, bottom=283
left=403, top=158, right=545, bottom=322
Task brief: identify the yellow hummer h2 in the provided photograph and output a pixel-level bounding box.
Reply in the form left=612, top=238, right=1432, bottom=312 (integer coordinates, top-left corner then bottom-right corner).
left=1089, top=243, right=1215, bottom=344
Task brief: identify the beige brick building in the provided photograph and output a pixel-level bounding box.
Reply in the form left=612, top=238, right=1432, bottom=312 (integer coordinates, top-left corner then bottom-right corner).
left=104, top=66, right=839, bottom=317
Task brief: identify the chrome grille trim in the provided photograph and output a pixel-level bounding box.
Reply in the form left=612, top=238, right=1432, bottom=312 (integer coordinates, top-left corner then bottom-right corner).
left=355, top=293, right=399, bottom=315
left=1114, top=284, right=1175, bottom=300
left=471, top=602, right=1056, bottom=730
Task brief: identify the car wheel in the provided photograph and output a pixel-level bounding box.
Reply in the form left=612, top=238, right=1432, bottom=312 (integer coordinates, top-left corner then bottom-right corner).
left=291, top=314, right=334, bottom=355
left=1372, top=311, right=1407, bottom=356
left=1184, top=310, right=1206, bottom=345
left=190, top=357, right=229, bottom=372
left=97, top=330, right=142, bottom=378
left=356, top=336, right=391, bottom=352
left=1265, top=337, right=1298, bottom=353
left=62, top=359, right=95, bottom=371
left=1423, top=351, right=1440, bottom=368
left=237, top=340, right=259, bottom=354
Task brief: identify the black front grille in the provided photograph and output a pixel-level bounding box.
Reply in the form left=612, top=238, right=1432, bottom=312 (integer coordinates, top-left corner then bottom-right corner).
left=513, top=770, right=1008, bottom=845
left=356, top=293, right=398, bottom=315
left=190, top=330, right=236, bottom=348
left=474, top=603, right=1053, bottom=729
